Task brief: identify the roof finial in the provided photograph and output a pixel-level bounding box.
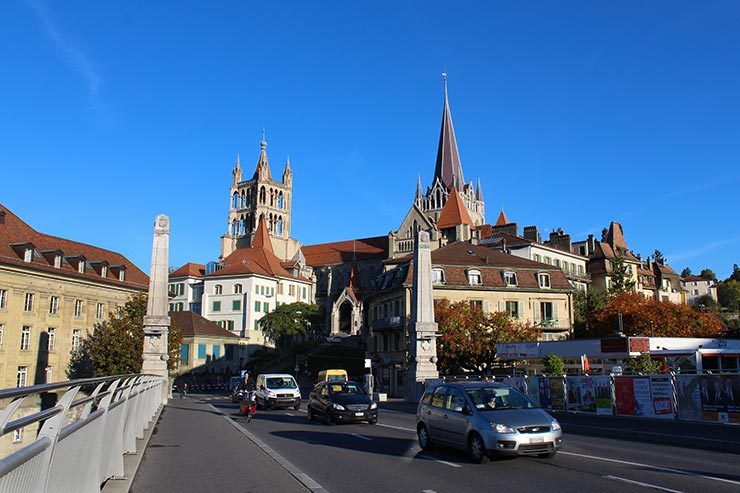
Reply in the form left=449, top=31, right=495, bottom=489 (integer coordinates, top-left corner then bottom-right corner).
left=260, top=127, right=267, bottom=151
left=442, top=70, right=448, bottom=100
left=236, top=153, right=241, bottom=167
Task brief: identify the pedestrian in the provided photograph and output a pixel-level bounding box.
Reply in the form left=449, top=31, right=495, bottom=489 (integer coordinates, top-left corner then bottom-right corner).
left=179, top=383, right=184, bottom=399
left=183, top=383, right=189, bottom=398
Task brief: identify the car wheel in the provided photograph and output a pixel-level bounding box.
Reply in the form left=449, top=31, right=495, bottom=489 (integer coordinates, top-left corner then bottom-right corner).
left=293, top=403, right=301, bottom=411
left=368, top=418, right=377, bottom=425
left=326, top=412, right=335, bottom=426
left=417, top=424, right=434, bottom=451
left=307, top=407, right=314, bottom=422
left=537, top=451, right=557, bottom=459
left=468, top=433, right=487, bottom=464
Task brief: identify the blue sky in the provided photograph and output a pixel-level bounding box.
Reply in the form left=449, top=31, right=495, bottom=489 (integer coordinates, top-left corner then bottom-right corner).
left=1, top=1, right=739, bottom=278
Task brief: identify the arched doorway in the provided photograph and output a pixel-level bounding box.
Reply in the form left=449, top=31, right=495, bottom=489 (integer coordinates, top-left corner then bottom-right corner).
left=339, top=301, right=353, bottom=334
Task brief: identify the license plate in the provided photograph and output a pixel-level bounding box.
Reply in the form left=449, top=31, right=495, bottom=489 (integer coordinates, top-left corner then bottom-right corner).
left=529, top=436, right=544, bottom=444
left=355, top=412, right=364, bottom=417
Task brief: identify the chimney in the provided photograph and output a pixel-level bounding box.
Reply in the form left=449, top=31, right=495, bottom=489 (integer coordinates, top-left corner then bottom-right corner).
left=548, top=229, right=572, bottom=253
left=491, top=222, right=518, bottom=237
left=523, top=225, right=541, bottom=243
left=587, top=234, right=596, bottom=255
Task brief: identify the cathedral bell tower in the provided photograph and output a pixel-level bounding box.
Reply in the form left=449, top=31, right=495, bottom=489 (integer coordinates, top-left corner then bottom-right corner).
left=220, top=133, right=299, bottom=261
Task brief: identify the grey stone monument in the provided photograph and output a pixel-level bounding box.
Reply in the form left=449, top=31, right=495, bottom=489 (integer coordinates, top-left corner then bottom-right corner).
left=142, top=214, right=171, bottom=405
left=404, top=230, right=440, bottom=402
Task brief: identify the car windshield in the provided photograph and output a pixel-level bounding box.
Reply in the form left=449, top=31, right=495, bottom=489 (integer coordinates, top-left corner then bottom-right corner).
left=465, top=386, right=534, bottom=411
left=328, top=382, right=366, bottom=395
left=266, top=377, right=297, bottom=390
left=327, top=375, right=346, bottom=382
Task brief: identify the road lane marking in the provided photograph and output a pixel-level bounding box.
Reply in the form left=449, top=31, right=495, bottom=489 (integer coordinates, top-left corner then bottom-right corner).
left=422, top=490, right=438, bottom=493
left=285, top=413, right=295, bottom=416
left=377, top=423, right=415, bottom=433
left=603, top=475, right=684, bottom=493
left=207, top=404, right=329, bottom=492
left=351, top=433, right=372, bottom=441
left=419, top=455, right=462, bottom=468
left=560, top=451, right=740, bottom=487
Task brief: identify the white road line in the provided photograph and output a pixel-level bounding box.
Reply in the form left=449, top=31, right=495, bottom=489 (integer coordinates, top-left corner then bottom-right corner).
left=422, top=490, right=438, bottom=493
left=351, top=433, right=372, bottom=441
left=285, top=412, right=295, bottom=416
left=604, top=475, right=684, bottom=493
left=419, top=455, right=462, bottom=468
left=207, top=404, right=329, bottom=492
left=377, top=423, right=415, bottom=433
left=560, top=451, right=740, bottom=487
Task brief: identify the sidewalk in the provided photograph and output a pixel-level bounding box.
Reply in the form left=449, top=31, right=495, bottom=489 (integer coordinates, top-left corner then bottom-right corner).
left=379, top=399, right=740, bottom=455
left=129, top=397, right=308, bottom=493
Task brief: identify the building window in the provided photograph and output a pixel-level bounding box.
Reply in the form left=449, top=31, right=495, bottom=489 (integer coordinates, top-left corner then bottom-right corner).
left=468, top=270, right=482, bottom=286
left=24, top=248, right=33, bottom=262
left=180, top=344, right=189, bottom=363
left=213, top=301, right=221, bottom=312
left=254, top=319, right=260, bottom=330
left=232, top=300, right=241, bottom=311
left=24, top=293, right=34, bottom=312
left=555, top=259, right=561, bottom=268
left=302, top=287, right=307, bottom=299
left=214, top=284, right=223, bottom=295
left=47, top=328, right=55, bottom=351
left=78, top=261, right=85, bottom=274
left=255, top=301, right=261, bottom=312
left=74, top=300, right=83, bottom=317
left=503, top=271, right=518, bottom=287
left=96, top=303, right=105, bottom=319
left=45, top=366, right=52, bottom=383
left=16, top=366, right=28, bottom=388
left=470, top=300, right=483, bottom=311
left=0, top=324, right=4, bottom=350
left=198, top=344, right=206, bottom=359
left=540, top=302, right=554, bottom=323
left=533, top=254, right=542, bottom=263
left=543, top=257, right=551, bottom=265
left=49, top=296, right=59, bottom=315
left=538, top=273, right=551, bottom=289
left=288, top=285, right=295, bottom=296
left=101, top=265, right=108, bottom=278
left=277, top=283, right=284, bottom=295
left=0, top=289, right=6, bottom=309
left=227, top=320, right=234, bottom=331
left=693, top=289, right=699, bottom=296
left=432, top=268, right=445, bottom=284
left=118, top=270, right=125, bottom=281
left=72, top=329, right=81, bottom=352
left=213, top=345, right=221, bottom=359
left=261, top=285, right=266, bottom=295
left=505, top=301, right=519, bottom=318
left=263, top=302, right=269, bottom=313
left=20, top=326, right=30, bottom=351
left=234, top=284, right=243, bottom=294
left=577, top=265, right=584, bottom=275
left=54, top=255, right=62, bottom=268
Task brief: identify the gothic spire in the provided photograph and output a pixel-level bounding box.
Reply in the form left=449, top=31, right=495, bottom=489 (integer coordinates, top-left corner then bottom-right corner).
left=253, top=132, right=272, bottom=180
left=415, top=174, right=423, bottom=201
left=434, top=72, right=464, bottom=192
left=476, top=177, right=483, bottom=200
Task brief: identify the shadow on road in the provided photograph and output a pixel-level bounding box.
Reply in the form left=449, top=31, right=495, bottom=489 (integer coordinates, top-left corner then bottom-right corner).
left=270, top=429, right=417, bottom=458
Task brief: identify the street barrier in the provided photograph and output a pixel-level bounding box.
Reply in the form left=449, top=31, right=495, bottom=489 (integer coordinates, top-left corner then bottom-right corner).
left=501, top=373, right=740, bottom=425
left=0, top=374, right=163, bottom=492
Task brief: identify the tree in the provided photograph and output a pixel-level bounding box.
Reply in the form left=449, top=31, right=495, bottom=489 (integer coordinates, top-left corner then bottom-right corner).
left=732, top=264, right=740, bottom=282
left=652, top=250, right=665, bottom=264
left=718, top=279, right=740, bottom=312
left=586, top=292, right=725, bottom=338
left=609, top=252, right=635, bottom=293
left=627, top=353, right=661, bottom=375
left=68, top=293, right=182, bottom=378
left=259, top=302, right=320, bottom=346
left=435, top=299, right=538, bottom=374
left=573, top=290, right=607, bottom=338
left=542, top=354, right=565, bottom=376
left=680, top=267, right=692, bottom=278
left=692, top=294, right=718, bottom=312
left=699, top=268, right=718, bottom=282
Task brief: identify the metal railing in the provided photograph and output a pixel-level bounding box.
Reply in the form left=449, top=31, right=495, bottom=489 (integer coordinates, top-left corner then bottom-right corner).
left=0, top=374, right=163, bottom=492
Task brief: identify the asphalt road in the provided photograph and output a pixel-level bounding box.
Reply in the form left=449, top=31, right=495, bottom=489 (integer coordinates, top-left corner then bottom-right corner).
left=206, top=396, right=740, bottom=493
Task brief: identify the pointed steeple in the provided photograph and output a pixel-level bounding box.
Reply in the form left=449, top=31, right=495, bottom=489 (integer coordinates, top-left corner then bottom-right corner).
left=232, top=153, right=242, bottom=183
left=253, top=215, right=274, bottom=254
left=434, top=73, right=465, bottom=192
left=495, top=208, right=510, bottom=226
left=415, top=174, right=423, bottom=201
left=476, top=178, right=483, bottom=200
left=436, top=188, right=474, bottom=229
left=282, top=155, right=292, bottom=185
left=254, top=131, right=272, bottom=180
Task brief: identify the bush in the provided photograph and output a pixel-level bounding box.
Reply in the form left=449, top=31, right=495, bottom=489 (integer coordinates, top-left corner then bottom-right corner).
left=542, top=354, right=565, bottom=376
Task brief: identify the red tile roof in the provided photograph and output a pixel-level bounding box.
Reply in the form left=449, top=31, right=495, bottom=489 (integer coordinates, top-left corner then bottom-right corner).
left=302, top=236, right=388, bottom=267
left=495, top=210, right=510, bottom=226
left=170, top=262, right=205, bottom=278
left=436, top=188, right=474, bottom=229
left=682, top=275, right=713, bottom=283
left=0, top=203, right=148, bottom=290
left=170, top=311, right=240, bottom=339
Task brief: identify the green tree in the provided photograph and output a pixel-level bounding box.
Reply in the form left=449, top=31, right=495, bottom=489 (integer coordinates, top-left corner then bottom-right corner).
left=259, top=302, right=320, bottom=347
left=680, top=267, right=692, bottom=278
left=609, top=252, right=635, bottom=293
left=692, top=294, right=718, bottom=312
left=68, top=293, right=182, bottom=378
left=542, top=354, right=565, bottom=376
left=732, top=264, right=740, bottom=282
left=699, top=268, right=718, bottom=282
left=627, top=353, right=661, bottom=375
left=573, top=290, right=607, bottom=338
left=718, top=279, right=740, bottom=312
left=652, top=250, right=665, bottom=264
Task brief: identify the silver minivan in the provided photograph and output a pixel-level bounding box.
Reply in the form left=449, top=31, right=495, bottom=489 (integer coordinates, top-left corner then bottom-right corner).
left=417, top=381, right=562, bottom=463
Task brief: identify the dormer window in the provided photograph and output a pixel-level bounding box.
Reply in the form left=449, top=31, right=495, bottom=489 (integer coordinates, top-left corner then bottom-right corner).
left=432, top=268, right=445, bottom=285
left=101, top=265, right=108, bottom=278
left=468, top=269, right=482, bottom=286
left=54, top=255, right=62, bottom=268
left=538, top=272, right=551, bottom=289
left=78, top=261, right=85, bottom=274
left=118, top=270, right=125, bottom=281
left=504, top=271, right=518, bottom=287
left=23, top=248, right=33, bottom=263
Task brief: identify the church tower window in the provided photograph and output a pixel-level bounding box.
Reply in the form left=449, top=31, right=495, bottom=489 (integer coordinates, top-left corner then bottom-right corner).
left=277, top=217, right=283, bottom=235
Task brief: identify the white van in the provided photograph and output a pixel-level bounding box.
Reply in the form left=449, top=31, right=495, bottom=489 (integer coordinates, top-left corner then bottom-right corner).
left=255, top=373, right=301, bottom=410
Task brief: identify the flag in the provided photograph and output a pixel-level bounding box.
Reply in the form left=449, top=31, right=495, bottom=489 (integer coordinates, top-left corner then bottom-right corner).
left=582, top=354, right=591, bottom=372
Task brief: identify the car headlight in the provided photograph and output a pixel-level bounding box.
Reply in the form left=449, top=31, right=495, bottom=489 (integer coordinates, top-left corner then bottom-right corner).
left=331, top=403, right=345, bottom=410
left=267, top=391, right=276, bottom=397
left=551, top=420, right=561, bottom=431
left=491, top=423, right=517, bottom=434
left=370, top=402, right=378, bottom=410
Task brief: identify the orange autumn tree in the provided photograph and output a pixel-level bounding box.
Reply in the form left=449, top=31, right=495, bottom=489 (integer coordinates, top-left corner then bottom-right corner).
left=587, top=291, right=725, bottom=338
left=435, top=299, right=538, bottom=374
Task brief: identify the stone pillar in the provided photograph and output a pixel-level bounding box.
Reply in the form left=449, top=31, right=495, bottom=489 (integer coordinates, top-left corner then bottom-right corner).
left=142, top=214, right=171, bottom=405
left=404, top=231, right=439, bottom=402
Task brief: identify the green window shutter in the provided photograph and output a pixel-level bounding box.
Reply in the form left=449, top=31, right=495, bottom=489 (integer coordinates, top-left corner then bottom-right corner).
left=264, top=303, right=269, bottom=313
left=255, top=301, right=261, bottom=312
left=213, top=301, right=221, bottom=312
left=232, top=300, right=241, bottom=311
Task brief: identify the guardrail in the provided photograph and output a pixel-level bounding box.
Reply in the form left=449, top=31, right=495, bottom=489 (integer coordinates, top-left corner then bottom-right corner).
left=0, top=374, right=163, bottom=492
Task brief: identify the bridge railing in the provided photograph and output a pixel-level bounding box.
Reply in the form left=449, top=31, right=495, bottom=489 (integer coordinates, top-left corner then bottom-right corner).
left=0, top=374, right=163, bottom=492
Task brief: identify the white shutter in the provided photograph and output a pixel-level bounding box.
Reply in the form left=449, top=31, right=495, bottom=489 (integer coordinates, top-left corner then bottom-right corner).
left=552, top=302, right=559, bottom=325
left=498, top=300, right=504, bottom=313
left=517, top=301, right=524, bottom=319
left=483, top=300, right=490, bottom=313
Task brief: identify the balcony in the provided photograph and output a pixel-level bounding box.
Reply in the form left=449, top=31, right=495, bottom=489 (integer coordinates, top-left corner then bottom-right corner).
left=533, top=317, right=570, bottom=329
left=371, top=316, right=406, bottom=331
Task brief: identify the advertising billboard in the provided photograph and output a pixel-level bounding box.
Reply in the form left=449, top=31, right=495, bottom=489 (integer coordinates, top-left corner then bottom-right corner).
left=615, top=376, right=675, bottom=419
